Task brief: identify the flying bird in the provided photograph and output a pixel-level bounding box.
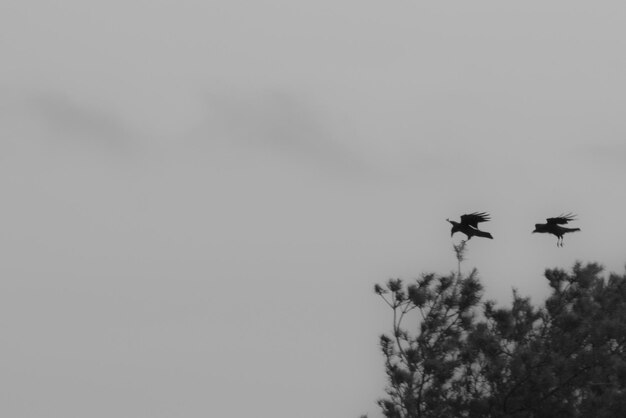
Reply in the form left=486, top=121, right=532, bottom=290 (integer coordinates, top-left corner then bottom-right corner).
left=446, top=212, right=493, bottom=241
left=532, top=213, right=580, bottom=247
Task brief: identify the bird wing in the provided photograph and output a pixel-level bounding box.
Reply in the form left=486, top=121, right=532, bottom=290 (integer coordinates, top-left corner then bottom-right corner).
left=546, top=213, right=576, bottom=225
left=460, top=212, right=491, bottom=227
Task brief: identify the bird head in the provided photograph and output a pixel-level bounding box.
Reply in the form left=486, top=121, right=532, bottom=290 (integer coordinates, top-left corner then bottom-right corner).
left=446, top=219, right=453, bottom=234
left=447, top=219, right=459, bottom=236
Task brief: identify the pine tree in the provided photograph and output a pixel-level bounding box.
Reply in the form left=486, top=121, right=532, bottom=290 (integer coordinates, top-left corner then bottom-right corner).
left=374, top=244, right=483, bottom=417
left=371, top=253, right=626, bottom=417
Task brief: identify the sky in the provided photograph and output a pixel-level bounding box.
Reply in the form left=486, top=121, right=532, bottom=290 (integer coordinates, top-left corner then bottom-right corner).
left=1, top=1, right=626, bottom=417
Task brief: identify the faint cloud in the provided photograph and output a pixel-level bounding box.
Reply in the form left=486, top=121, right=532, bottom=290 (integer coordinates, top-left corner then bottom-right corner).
left=574, top=142, right=626, bottom=166
left=0, top=87, right=133, bottom=156
left=201, top=87, right=376, bottom=176
left=30, top=91, right=131, bottom=150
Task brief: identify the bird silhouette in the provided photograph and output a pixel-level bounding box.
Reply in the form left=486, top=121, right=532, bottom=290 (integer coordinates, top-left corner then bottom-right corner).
left=532, top=213, right=580, bottom=247
left=446, top=212, right=493, bottom=241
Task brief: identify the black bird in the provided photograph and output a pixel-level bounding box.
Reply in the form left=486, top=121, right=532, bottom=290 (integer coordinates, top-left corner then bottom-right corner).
left=532, top=213, right=580, bottom=247
left=446, top=212, right=493, bottom=241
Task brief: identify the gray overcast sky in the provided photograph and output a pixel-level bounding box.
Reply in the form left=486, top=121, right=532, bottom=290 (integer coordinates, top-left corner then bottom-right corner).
left=2, top=1, right=626, bottom=417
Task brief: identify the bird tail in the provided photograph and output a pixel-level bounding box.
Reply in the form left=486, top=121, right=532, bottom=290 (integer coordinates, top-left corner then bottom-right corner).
left=475, top=230, right=493, bottom=239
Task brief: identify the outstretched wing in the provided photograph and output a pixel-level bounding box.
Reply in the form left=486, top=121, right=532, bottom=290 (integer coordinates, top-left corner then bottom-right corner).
left=460, top=212, right=491, bottom=227
left=546, top=213, right=576, bottom=225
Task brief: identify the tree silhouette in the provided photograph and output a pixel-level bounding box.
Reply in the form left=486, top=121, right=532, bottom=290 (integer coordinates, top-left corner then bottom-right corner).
left=371, top=255, right=626, bottom=417
left=373, top=249, right=483, bottom=417
left=488, top=262, right=626, bottom=418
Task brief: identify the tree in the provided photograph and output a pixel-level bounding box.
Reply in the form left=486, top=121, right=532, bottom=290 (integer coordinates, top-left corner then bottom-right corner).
left=472, top=262, right=626, bottom=418
left=372, top=252, right=626, bottom=418
left=374, top=243, right=484, bottom=417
